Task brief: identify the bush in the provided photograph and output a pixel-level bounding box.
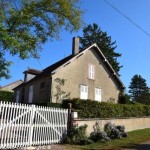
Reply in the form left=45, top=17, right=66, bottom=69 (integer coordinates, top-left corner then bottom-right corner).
left=104, top=122, right=128, bottom=139
left=118, top=94, right=132, bottom=104
left=47, top=102, right=62, bottom=108
left=62, top=98, right=150, bottom=118
left=63, top=124, right=93, bottom=145
left=90, top=131, right=110, bottom=143
left=0, top=90, right=13, bottom=102
left=64, top=122, right=127, bottom=145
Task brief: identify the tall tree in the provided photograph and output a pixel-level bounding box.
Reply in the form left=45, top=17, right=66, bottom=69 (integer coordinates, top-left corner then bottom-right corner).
left=0, top=52, right=11, bottom=79
left=80, top=23, right=122, bottom=74
left=129, top=74, right=149, bottom=101
left=0, top=0, right=83, bottom=79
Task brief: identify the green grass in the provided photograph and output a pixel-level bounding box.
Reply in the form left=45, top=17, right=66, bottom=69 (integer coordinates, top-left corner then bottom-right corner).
left=66, top=128, right=150, bottom=150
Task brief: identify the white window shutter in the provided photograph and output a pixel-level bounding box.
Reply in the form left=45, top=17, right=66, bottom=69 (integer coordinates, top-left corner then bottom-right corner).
left=95, top=88, right=101, bottom=102
left=88, top=64, right=95, bottom=79
left=91, top=65, right=95, bottom=79
left=80, top=85, right=88, bottom=100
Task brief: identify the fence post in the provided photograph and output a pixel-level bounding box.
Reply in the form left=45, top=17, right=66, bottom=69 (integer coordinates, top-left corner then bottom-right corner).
left=67, top=103, right=72, bottom=131
left=29, top=105, right=36, bottom=146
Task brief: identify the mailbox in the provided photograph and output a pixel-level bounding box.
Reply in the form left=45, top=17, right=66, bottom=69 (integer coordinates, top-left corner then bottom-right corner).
left=71, top=112, right=78, bottom=119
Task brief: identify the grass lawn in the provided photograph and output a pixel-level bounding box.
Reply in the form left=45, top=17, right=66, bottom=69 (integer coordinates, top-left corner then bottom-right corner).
left=66, top=128, right=150, bottom=150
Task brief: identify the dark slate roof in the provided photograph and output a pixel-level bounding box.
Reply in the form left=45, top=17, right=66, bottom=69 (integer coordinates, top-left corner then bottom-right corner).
left=42, top=55, right=73, bottom=74
left=13, top=55, right=74, bottom=90
left=13, top=44, right=125, bottom=90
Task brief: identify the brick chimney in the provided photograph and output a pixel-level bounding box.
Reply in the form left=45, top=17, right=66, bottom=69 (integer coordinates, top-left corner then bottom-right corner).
left=72, top=37, right=79, bottom=56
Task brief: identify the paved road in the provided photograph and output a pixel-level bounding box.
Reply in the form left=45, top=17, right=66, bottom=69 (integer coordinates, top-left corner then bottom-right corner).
left=122, top=141, right=150, bottom=150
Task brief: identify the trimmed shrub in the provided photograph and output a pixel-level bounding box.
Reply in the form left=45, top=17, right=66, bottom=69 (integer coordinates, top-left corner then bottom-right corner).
left=64, top=123, right=127, bottom=145
left=104, top=122, right=128, bottom=139
left=62, top=98, right=150, bottom=118
left=90, top=131, right=110, bottom=143
left=0, top=90, right=13, bottom=102
left=47, top=102, right=62, bottom=108
left=63, top=124, right=93, bottom=145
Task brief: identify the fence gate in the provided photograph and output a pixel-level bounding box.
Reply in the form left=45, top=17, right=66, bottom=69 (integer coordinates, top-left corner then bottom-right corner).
left=0, top=101, right=68, bottom=149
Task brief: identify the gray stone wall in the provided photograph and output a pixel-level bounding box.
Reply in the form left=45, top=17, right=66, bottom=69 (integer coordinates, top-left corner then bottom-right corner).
left=75, top=117, right=150, bottom=136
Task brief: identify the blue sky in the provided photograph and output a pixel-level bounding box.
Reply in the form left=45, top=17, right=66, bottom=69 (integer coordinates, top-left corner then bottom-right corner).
left=1, top=0, right=150, bottom=93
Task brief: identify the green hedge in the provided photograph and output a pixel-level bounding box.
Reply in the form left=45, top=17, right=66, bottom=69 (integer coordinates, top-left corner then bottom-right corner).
left=0, top=90, right=13, bottom=102
left=47, top=102, right=62, bottom=108
left=62, top=98, right=150, bottom=118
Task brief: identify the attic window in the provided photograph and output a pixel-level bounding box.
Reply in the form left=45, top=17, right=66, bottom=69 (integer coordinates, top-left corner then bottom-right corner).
left=40, top=82, right=45, bottom=89
left=88, top=64, right=95, bottom=80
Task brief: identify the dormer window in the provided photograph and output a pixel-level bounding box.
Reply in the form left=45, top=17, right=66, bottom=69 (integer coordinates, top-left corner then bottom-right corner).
left=23, top=68, right=42, bottom=83
left=88, top=64, right=95, bottom=79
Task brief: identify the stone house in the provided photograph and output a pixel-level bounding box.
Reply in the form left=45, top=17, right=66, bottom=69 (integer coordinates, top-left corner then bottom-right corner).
left=13, top=37, right=125, bottom=104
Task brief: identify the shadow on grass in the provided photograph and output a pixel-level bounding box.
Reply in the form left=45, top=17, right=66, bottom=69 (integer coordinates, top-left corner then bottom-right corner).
left=79, top=142, right=150, bottom=150
left=120, top=143, right=150, bottom=150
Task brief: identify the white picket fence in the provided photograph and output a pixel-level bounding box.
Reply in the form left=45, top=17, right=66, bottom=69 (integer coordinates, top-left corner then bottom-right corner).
left=0, top=101, right=68, bottom=149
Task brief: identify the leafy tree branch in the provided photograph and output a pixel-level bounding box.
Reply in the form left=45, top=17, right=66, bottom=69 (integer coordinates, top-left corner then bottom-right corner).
left=0, top=0, right=83, bottom=79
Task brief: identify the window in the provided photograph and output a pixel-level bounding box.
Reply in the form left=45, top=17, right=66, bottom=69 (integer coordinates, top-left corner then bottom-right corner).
left=88, top=64, right=95, bottom=79
left=16, top=91, right=20, bottom=103
left=40, top=82, right=45, bottom=89
left=95, top=88, right=101, bottom=102
left=80, top=85, right=88, bottom=100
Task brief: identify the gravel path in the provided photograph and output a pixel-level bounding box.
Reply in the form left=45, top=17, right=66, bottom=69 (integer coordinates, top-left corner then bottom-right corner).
left=5, top=141, right=150, bottom=150
left=17, top=144, right=76, bottom=150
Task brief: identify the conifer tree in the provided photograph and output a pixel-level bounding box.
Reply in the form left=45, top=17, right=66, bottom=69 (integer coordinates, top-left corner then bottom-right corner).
left=129, top=74, right=149, bottom=101
left=80, top=23, right=122, bottom=74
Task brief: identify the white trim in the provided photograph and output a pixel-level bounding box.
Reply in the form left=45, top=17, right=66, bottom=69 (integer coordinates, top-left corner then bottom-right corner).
left=95, top=45, right=124, bottom=87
